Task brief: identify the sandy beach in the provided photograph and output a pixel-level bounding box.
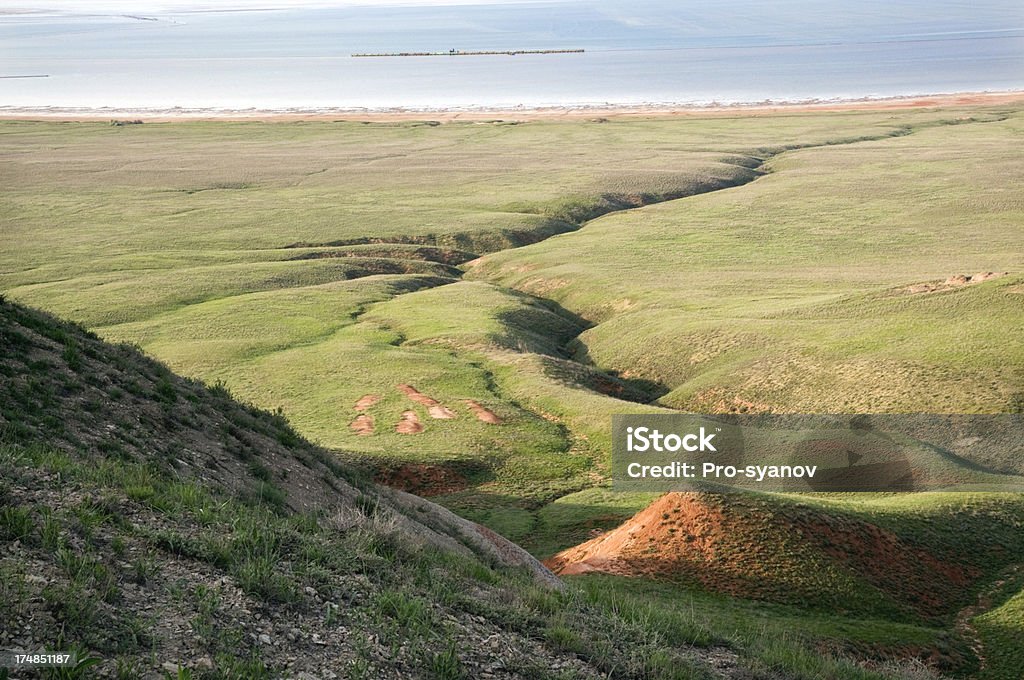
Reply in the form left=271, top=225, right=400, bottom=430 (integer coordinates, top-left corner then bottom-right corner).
left=2, top=91, right=1022, bottom=123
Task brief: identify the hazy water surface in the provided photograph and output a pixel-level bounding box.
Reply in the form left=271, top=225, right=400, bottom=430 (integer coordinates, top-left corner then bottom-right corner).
left=2, top=0, right=1023, bottom=109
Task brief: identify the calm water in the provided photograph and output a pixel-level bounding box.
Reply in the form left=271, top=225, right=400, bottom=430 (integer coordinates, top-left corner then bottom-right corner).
left=2, top=0, right=1023, bottom=110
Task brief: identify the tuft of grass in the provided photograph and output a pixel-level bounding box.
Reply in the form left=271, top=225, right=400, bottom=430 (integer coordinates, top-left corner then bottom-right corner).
left=375, top=588, right=434, bottom=633
left=131, top=551, right=159, bottom=585
left=426, top=641, right=467, bottom=680
left=0, top=505, right=33, bottom=541
left=41, top=645, right=101, bottom=680
left=544, top=621, right=582, bottom=653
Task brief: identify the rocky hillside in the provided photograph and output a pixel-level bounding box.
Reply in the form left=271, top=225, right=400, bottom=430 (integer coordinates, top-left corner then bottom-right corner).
left=0, top=298, right=738, bottom=679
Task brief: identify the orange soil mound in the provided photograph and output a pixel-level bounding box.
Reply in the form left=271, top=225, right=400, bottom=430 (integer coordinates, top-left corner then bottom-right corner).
left=464, top=399, right=501, bottom=424
left=395, top=410, right=424, bottom=434
left=349, top=414, right=374, bottom=435
left=354, top=394, right=380, bottom=411
left=397, top=384, right=457, bottom=419
left=545, top=492, right=977, bottom=620
left=428, top=405, right=457, bottom=420
left=375, top=463, right=469, bottom=497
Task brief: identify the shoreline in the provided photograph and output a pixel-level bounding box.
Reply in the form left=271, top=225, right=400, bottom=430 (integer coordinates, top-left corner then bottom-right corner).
left=1, top=90, right=1022, bottom=122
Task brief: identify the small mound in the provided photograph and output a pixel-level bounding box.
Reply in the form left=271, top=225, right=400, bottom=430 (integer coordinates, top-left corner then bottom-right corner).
left=354, top=394, right=380, bottom=411
left=428, top=405, right=457, bottom=420
left=464, top=399, right=501, bottom=424
left=349, top=413, right=374, bottom=435
left=397, top=384, right=457, bottom=419
left=947, top=271, right=1007, bottom=286
left=395, top=410, right=424, bottom=434
left=902, top=271, right=1008, bottom=294
left=546, top=492, right=979, bottom=620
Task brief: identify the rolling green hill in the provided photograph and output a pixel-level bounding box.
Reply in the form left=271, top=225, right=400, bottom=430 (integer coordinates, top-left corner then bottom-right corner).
left=470, top=114, right=1024, bottom=415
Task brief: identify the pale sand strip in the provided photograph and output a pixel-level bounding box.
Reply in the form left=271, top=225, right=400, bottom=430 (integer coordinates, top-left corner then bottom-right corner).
left=1, top=91, right=1022, bottom=123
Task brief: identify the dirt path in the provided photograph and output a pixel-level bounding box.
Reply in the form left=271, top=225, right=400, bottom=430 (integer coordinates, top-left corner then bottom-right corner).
left=954, top=563, right=1024, bottom=674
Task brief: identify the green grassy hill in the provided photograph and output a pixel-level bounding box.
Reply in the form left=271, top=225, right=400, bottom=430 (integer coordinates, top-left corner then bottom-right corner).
left=470, top=114, right=1024, bottom=414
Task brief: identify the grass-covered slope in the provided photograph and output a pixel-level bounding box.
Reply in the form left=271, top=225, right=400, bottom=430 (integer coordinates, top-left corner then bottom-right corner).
left=0, top=298, right=759, bottom=680
left=973, top=571, right=1024, bottom=679
left=6, top=298, right=1008, bottom=679
left=470, top=113, right=1024, bottom=414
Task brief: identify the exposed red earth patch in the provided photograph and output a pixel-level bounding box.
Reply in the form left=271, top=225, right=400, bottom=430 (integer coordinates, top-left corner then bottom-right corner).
left=395, top=410, right=424, bottom=434
left=397, top=384, right=457, bottom=419
left=375, top=463, right=470, bottom=497
left=354, top=394, right=380, bottom=411
left=464, top=399, right=501, bottom=424
left=591, top=376, right=625, bottom=397
left=349, top=414, right=374, bottom=435
left=546, top=492, right=978, bottom=620
left=428, top=405, right=457, bottom=420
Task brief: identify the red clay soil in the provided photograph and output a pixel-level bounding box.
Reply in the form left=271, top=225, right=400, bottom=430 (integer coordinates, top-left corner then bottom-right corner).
left=354, top=394, right=381, bottom=411
left=349, top=414, right=374, bottom=435
left=546, top=493, right=730, bottom=579
left=395, top=410, right=424, bottom=434
left=397, top=384, right=457, bottom=419
left=545, top=492, right=978, bottom=620
left=464, top=399, right=501, bottom=424
left=375, top=463, right=469, bottom=496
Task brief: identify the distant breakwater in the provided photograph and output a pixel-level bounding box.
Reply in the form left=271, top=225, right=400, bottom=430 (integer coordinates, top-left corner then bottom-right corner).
left=352, top=49, right=584, bottom=58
